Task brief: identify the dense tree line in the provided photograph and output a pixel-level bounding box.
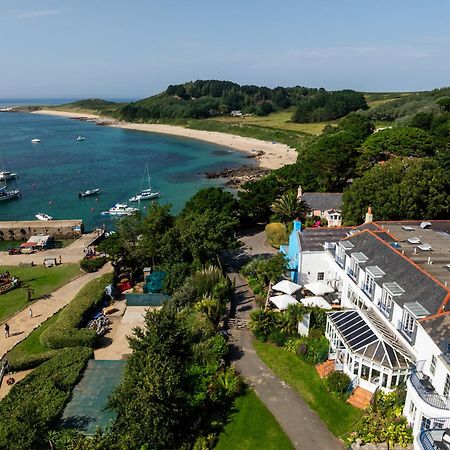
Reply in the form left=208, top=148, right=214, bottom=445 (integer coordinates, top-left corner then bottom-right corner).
left=238, top=111, right=450, bottom=225
left=291, top=90, right=368, bottom=123
left=117, top=80, right=368, bottom=121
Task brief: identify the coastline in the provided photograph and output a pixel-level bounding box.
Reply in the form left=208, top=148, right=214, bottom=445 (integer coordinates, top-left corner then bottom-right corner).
left=32, top=109, right=297, bottom=170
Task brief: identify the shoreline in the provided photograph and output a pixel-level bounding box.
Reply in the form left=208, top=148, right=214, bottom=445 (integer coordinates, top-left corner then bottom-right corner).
left=32, top=109, right=297, bottom=170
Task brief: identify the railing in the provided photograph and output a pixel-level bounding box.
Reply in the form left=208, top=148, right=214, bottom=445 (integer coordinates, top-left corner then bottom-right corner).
left=347, top=268, right=358, bottom=281
left=419, top=418, right=450, bottom=450
left=410, top=372, right=450, bottom=410
left=346, top=375, right=359, bottom=394
left=379, top=302, right=391, bottom=318
left=361, top=284, right=375, bottom=301
left=335, top=255, right=345, bottom=268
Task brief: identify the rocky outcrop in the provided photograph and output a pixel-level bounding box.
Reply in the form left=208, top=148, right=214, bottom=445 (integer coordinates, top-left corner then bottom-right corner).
left=204, top=165, right=271, bottom=188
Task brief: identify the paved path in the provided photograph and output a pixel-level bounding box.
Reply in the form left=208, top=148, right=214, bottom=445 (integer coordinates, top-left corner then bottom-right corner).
left=0, top=263, right=113, bottom=359
left=225, top=229, right=343, bottom=450
left=230, top=329, right=344, bottom=450
left=0, top=231, right=101, bottom=266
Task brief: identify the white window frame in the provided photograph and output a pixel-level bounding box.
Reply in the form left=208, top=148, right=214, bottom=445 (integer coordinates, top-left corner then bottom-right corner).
left=401, top=309, right=416, bottom=337
left=380, top=289, right=393, bottom=316
left=430, top=355, right=437, bottom=376
left=364, top=272, right=374, bottom=296
left=444, top=374, right=450, bottom=397
left=349, top=259, right=359, bottom=280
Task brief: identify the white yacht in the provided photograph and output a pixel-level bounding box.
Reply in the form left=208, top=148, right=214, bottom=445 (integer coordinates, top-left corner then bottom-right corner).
left=31, top=138, right=41, bottom=143
left=101, top=204, right=139, bottom=217
left=129, top=164, right=160, bottom=202
left=76, top=136, right=86, bottom=141
left=0, top=171, right=17, bottom=181
left=0, top=185, right=20, bottom=201
left=36, top=213, right=53, bottom=221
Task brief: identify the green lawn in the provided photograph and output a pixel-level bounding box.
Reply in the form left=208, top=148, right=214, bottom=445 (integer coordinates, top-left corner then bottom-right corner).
left=7, top=309, right=62, bottom=361
left=215, top=389, right=294, bottom=450
left=254, top=340, right=362, bottom=438
left=0, top=264, right=81, bottom=322
left=0, top=241, right=21, bottom=251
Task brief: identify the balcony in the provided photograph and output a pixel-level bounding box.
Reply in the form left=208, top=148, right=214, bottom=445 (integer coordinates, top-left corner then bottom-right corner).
left=419, top=419, right=450, bottom=450
left=347, top=268, right=358, bottom=282
left=411, top=372, right=450, bottom=410
left=361, top=284, right=375, bottom=301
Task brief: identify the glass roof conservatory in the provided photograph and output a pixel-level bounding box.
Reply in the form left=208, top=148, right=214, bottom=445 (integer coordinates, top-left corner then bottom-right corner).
left=326, top=309, right=413, bottom=391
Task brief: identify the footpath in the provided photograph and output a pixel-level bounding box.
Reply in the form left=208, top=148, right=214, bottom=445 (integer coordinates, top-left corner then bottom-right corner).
left=0, top=263, right=113, bottom=359
left=226, top=230, right=344, bottom=450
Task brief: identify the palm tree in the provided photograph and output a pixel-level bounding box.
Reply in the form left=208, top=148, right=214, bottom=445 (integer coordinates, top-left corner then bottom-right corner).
left=271, top=190, right=310, bottom=225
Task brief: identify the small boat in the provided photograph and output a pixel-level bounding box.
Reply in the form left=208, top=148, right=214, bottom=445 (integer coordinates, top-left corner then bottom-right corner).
left=76, top=136, right=86, bottom=141
left=129, top=163, right=160, bottom=202
left=0, top=185, right=21, bottom=202
left=79, top=188, right=100, bottom=198
left=31, top=138, right=41, bottom=143
left=36, top=213, right=53, bottom=221
left=129, top=190, right=160, bottom=202
left=101, top=203, right=139, bottom=217
left=0, top=171, right=17, bottom=181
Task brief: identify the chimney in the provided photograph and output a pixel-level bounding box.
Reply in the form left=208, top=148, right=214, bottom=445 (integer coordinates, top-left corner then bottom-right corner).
left=365, top=206, right=373, bottom=224
left=297, top=185, right=303, bottom=200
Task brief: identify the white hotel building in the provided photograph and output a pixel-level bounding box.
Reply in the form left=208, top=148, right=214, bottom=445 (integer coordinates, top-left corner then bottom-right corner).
left=283, top=218, right=450, bottom=449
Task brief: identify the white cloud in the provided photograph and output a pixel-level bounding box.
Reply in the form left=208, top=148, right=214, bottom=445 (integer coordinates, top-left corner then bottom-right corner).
left=15, top=9, right=60, bottom=19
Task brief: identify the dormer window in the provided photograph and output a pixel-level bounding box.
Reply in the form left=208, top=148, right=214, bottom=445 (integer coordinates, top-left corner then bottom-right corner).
left=401, top=302, right=429, bottom=343
left=380, top=289, right=393, bottom=317
left=348, top=252, right=368, bottom=282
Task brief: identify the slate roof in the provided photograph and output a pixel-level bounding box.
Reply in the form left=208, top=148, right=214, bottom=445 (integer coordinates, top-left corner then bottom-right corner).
left=299, top=227, right=352, bottom=252
left=420, top=313, right=450, bottom=356
left=342, top=231, right=449, bottom=315
left=302, top=193, right=343, bottom=211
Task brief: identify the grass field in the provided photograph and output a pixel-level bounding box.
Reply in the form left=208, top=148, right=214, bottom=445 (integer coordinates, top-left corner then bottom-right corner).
left=0, top=264, right=81, bottom=322
left=215, top=389, right=294, bottom=450
left=209, top=109, right=332, bottom=135
left=254, top=340, right=362, bottom=438
left=7, top=309, right=62, bottom=361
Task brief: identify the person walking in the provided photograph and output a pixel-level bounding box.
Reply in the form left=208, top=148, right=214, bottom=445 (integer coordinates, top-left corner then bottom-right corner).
left=4, top=323, right=10, bottom=338
left=29, top=308, right=33, bottom=319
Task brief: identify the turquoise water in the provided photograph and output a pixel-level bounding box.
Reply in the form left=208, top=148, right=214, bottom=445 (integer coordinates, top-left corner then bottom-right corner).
left=0, top=113, right=249, bottom=229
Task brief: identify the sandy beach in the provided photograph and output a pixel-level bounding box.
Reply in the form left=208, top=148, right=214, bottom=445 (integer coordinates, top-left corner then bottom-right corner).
left=33, top=109, right=297, bottom=170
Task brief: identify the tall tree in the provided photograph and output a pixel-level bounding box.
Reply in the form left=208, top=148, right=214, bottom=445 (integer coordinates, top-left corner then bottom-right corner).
left=271, top=190, right=310, bottom=224
left=342, top=157, right=450, bottom=224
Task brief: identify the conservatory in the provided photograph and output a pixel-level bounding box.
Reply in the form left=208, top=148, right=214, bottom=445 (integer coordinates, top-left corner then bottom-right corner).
left=326, top=309, right=413, bottom=392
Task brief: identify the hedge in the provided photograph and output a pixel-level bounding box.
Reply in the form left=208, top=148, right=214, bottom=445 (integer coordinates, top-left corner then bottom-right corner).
left=265, top=222, right=288, bottom=248
left=40, top=273, right=113, bottom=349
left=80, top=256, right=108, bottom=273
left=8, top=349, right=60, bottom=372
left=0, top=347, right=92, bottom=449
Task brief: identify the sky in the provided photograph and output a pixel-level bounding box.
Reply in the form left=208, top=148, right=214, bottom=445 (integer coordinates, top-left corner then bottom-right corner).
left=1, top=0, right=450, bottom=99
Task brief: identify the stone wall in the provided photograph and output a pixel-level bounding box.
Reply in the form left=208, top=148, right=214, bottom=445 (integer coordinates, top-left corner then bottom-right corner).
left=0, top=220, right=84, bottom=241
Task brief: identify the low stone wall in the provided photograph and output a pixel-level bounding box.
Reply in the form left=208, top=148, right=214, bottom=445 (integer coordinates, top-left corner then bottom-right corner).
left=351, top=441, right=414, bottom=450
left=0, top=220, right=84, bottom=241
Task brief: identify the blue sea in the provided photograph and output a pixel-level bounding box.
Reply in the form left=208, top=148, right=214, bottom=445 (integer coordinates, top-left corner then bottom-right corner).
left=0, top=111, right=250, bottom=230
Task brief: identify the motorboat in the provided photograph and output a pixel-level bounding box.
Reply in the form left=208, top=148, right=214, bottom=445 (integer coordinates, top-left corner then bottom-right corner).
left=76, top=136, right=86, bottom=141
left=31, top=138, right=41, bottom=143
left=36, top=213, right=53, bottom=221
left=101, top=203, right=139, bottom=217
left=79, top=188, right=100, bottom=198
left=129, top=163, right=160, bottom=202
left=0, top=185, right=20, bottom=201
left=0, top=171, right=17, bottom=181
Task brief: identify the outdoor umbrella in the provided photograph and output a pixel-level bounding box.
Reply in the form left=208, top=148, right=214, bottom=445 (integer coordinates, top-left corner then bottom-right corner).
left=272, top=279, right=302, bottom=295
left=269, top=294, right=298, bottom=310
